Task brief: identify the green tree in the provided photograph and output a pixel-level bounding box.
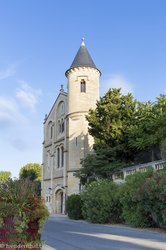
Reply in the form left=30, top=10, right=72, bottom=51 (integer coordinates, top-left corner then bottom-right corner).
left=160, top=138, right=166, bottom=160
left=19, top=163, right=42, bottom=195
left=77, top=146, right=125, bottom=185
left=76, top=88, right=137, bottom=184
left=87, top=88, right=136, bottom=148
left=77, top=90, right=166, bottom=185
left=19, top=163, right=41, bottom=181
left=127, top=95, right=166, bottom=161
left=0, top=171, right=11, bottom=183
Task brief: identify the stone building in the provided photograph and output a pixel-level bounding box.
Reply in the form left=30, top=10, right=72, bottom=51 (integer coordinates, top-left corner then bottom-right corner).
left=42, top=39, right=101, bottom=214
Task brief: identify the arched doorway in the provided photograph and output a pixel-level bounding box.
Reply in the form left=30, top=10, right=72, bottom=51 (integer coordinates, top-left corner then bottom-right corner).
left=55, top=189, right=63, bottom=214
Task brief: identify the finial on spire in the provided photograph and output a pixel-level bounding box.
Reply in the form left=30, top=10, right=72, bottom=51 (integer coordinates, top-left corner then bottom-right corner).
left=81, top=37, right=85, bottom=46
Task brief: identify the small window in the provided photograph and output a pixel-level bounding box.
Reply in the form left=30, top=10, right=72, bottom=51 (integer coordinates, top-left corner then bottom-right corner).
left=61, top=103, right=64, bottom=114
left=50, top=126, right=53, bottom=139
left=46, top=196, right=51, bottom=202
left=61, top=119, right=64, bottom=133
left=80, top=79, right=86, bottom=93
left=57, top=148, right=60, bottom=168
left=61, top=146, right=64, bottom=167
left=58, top=120, right=61, bottom=134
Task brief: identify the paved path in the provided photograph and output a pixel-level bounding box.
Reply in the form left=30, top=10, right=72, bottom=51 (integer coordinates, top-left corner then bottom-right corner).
left=42, top=244, right=55, bottom=250
left=41, top=215, right=166, bottom=250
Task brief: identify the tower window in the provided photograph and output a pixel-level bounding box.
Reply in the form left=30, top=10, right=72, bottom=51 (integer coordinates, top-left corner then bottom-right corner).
left=80, top=79, right=86, bottom=93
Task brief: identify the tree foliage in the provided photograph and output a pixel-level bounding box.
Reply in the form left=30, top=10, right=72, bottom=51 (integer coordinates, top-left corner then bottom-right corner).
left=77, top=89, right=137, bottom=184
left=77, top=89, right=166, bottom=184
left=87, top=88, right=136, bottom=147
left=19, top=163, right=41, bottom=181
left=160, top=138, right=166, bottom=160
left=77, top=146, right=126, bottom=185
left=0, top=171, right=11, bottom=183
left=127, top=95, right=166, bottom=160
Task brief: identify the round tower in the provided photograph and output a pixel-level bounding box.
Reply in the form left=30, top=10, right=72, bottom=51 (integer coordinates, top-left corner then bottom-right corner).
left=65, top=38, right=101, bottom=115
left=65, top=39, right=101, bottom=195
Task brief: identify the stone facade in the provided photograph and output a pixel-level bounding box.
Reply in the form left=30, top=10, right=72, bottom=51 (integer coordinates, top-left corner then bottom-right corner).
left=42, top=39, right=101, bottom=214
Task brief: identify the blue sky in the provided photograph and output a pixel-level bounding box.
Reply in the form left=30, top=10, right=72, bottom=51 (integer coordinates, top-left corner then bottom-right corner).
left=0, top=0, right=166, bottom=177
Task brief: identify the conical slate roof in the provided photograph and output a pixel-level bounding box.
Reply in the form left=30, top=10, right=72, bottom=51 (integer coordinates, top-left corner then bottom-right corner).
left=66, top=38, right=100, bottom=75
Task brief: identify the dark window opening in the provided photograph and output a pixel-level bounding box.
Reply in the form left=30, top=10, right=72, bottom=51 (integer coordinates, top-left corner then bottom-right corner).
left=57, top=148, right=60, bottom=168
left=80, top=79, right=86, bottom=93
left=61, top=146, right=64, bottom=167
left=50, top=126, right=53, bottom=138
left=58, top=120, right=60, bottom=133
left=61, top=119, right=64, bottom=132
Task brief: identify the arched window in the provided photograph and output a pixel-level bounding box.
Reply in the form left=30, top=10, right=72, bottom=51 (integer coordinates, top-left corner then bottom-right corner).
left=61, top=103, right=64, bottom=114
left=50, top=126, right=53, bottom=139
left=61, top=119, right=64, bottom=133
left=58, top=120, right=61, bottom=134
left=61, top=146, right=64, bottom=167
left=57, top=148, right=60, bottom=168
left=80, top=79, right=86, bottom=93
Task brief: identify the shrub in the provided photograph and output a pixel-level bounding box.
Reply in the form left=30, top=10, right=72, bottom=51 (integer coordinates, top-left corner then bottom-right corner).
left=120, top=168, right=166, bottom=227
left=0, top=179, right=49, bottom=246
left=81, top=180, right=122, bottom=223
left=66, top=194, right=83, bottom=220
left=148, top=168, right=166, bottom=227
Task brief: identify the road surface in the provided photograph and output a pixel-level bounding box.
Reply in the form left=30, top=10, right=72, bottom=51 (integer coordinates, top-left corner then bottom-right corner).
left=41, top=215, right=166, bottom=250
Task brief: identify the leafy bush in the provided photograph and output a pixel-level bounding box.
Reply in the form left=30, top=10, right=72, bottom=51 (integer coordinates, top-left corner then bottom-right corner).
left=81, top=180, right=122, bottom=223
left=66, top=194, right=83, bottom=220
left=0, top=179, right=49, bottom=245
left=145, top=179, right=166, bottom=227
left=120, top=168, right=166, bottom=227
left=120, top=169, right=153, bottom=227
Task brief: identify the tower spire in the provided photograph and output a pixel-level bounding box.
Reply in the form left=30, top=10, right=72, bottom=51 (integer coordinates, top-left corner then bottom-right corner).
left=65, top=38, right=101, bottom=76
